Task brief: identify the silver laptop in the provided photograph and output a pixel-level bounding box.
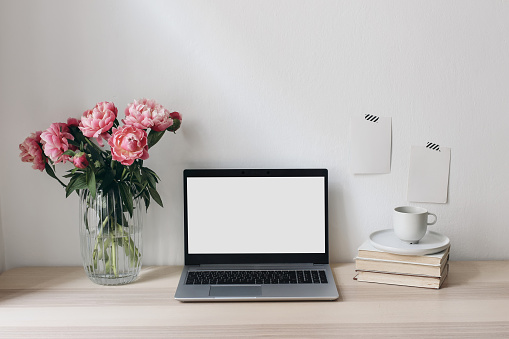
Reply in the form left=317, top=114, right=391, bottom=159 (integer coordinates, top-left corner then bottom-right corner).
left=174, top=169, right=339, bottom=301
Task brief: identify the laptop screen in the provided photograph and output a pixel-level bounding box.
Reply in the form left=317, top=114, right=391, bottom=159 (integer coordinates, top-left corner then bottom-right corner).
left=184, top=169, right=329, bottom=265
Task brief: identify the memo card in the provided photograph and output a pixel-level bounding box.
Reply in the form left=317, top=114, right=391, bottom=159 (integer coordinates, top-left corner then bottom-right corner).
left=350, top=115, right=392, bottom=174
left=407, top=144, right=451, bottom=203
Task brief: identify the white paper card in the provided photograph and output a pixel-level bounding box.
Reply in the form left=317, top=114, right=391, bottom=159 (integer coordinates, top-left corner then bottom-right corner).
left=407, top=145, right=451, bottom=203
left=350, top=115, right=392, bottom=174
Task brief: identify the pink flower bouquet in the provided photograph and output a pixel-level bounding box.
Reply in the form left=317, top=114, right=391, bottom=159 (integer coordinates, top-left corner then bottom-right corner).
left=19, top=98, right=182, bottom=212
left=20, top=99, right=182, bottom=283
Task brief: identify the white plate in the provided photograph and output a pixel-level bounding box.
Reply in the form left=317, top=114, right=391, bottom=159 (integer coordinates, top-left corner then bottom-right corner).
left=369, top=229, right=450, bottom=256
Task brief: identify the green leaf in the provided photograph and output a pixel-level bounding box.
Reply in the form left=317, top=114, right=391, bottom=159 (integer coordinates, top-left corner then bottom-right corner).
left=147, top=130, right=165, bottom=149
left=118, top=182, right=133, bottom=216
left=145, top=172, right=157, bottom=188
left=45, top=163, right=66, bottom=187
left=167, top=118, right=181, bottom=133
left=86, top=141, right=105, bottom=165
left=132, top=167, right=142, bottom=185
left=121, top=167, right=129, bottom=181
left=140, top=169, right=153, bottom=188
left=148, top=187, right=163, bottom=208
left=66, top=174, right=87, bottom=197
left=133, top=182, right=148, bottom=199
left=141, top=167, right=160, bottom=189
left=67, top=140, right=81, bottom=149
left=62, top=150, right=76, bottom=157
left=98, top=169, right=115, bottom=192
left=142, top=167, right=160, bottom=181
left=142, top=190, right=150, bottom=211
left=63, top=167, right=80, bottom=178
left=68, top=126, right=88, bottom=147
left=45, top=163, right=57, bottom=179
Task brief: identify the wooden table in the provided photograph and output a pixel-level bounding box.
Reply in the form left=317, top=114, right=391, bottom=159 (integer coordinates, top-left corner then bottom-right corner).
left=0, top=261, right=508, bottom=338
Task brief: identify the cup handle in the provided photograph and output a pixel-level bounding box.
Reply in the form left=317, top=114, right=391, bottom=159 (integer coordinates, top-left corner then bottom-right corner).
left=427, top=212, right=437, bottom=226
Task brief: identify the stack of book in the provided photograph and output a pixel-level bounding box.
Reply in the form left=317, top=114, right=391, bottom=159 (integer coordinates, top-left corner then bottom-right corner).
left=354, top=240, right=450, bottom=289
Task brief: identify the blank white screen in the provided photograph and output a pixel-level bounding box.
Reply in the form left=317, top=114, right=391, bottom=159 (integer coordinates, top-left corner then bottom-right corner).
left=187, top=177, right=325, bottom=254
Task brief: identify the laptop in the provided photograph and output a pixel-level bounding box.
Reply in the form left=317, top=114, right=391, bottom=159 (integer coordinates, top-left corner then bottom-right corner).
left=174, top=168, right=339, bottom=301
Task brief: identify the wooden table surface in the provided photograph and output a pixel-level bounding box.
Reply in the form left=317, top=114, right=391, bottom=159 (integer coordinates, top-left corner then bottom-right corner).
left=0, top=261, right=508, bottom=338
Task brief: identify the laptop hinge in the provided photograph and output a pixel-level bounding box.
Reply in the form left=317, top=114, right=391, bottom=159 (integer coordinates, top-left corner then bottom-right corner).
left=194, top=263, right=316, bottom=269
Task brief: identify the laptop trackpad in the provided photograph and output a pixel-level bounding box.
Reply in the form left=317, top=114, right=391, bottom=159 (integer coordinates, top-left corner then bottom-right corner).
left=209, top=286, right=262, bottom=297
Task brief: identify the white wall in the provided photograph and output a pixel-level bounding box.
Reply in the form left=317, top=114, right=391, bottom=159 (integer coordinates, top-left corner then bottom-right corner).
left=1, top=0, right=508, bottom=271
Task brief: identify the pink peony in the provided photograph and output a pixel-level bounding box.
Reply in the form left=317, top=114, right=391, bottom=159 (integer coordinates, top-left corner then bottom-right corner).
left=108, top=125, right=149, bottom=166
left=67, top=117, right=80, bottom=127
left=79, top=101, right=117, bottom=146
left=72, top=152, right=89, bottom=169
left=40, top=123, right=74, bottom=164
left=19, top=131, right=46, bottom=171
left=123, top=98, right=173, bottom=132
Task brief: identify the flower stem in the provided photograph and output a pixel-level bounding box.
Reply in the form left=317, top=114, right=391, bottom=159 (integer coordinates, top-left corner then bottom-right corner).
left=84, top=136, right=105, bottom=155
left=116, top=224, right=141, bottom=267
left=92, top=215, right=110, bottom=263
left=111, top=236, right=118, bottom=277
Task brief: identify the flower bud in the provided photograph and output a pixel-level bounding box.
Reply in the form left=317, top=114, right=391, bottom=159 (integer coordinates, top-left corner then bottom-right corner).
left=73, top=152, right=89, bottom=169
left=167, top=112, right=182, bottom=133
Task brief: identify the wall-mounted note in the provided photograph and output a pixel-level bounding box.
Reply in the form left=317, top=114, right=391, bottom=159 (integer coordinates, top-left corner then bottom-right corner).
left=350, top=115, right=392, bottom=174
left=407, top=144, right=451, bottom=203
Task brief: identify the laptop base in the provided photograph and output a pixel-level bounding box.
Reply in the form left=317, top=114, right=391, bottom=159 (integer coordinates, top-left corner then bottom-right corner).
left=175, top=263, right=339, bottom=302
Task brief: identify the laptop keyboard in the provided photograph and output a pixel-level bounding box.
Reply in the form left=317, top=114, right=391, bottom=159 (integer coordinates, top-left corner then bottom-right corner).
left=185, top=270, right=328, bottom=285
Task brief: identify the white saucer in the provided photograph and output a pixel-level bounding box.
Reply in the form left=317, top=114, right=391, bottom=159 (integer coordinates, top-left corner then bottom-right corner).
left=369, top=229, right=450, bottom=256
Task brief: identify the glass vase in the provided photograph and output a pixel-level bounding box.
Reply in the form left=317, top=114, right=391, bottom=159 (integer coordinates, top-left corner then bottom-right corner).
left=79, top=188, right=144, bottom=285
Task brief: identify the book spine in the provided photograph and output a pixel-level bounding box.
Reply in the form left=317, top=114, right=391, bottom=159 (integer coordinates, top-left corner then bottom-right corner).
left=357, top=250, right=445, bottom=265
left=354, top=265, right=449, bottom=289
left=355, top=259, right=445, bottom=277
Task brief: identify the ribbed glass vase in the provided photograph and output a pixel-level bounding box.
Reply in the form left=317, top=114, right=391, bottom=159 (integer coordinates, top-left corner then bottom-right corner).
left=79, top=188, right=144, bottom=285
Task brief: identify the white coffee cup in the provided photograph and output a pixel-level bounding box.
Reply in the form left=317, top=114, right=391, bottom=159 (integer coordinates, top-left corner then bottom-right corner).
left=393, top=206, right=437, bottom=244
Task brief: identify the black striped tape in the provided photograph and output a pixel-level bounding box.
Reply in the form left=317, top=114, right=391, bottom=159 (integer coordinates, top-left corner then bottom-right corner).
left=426, top=142, right=441, bottom=152
left=364, top=114, right=379, bottom=123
